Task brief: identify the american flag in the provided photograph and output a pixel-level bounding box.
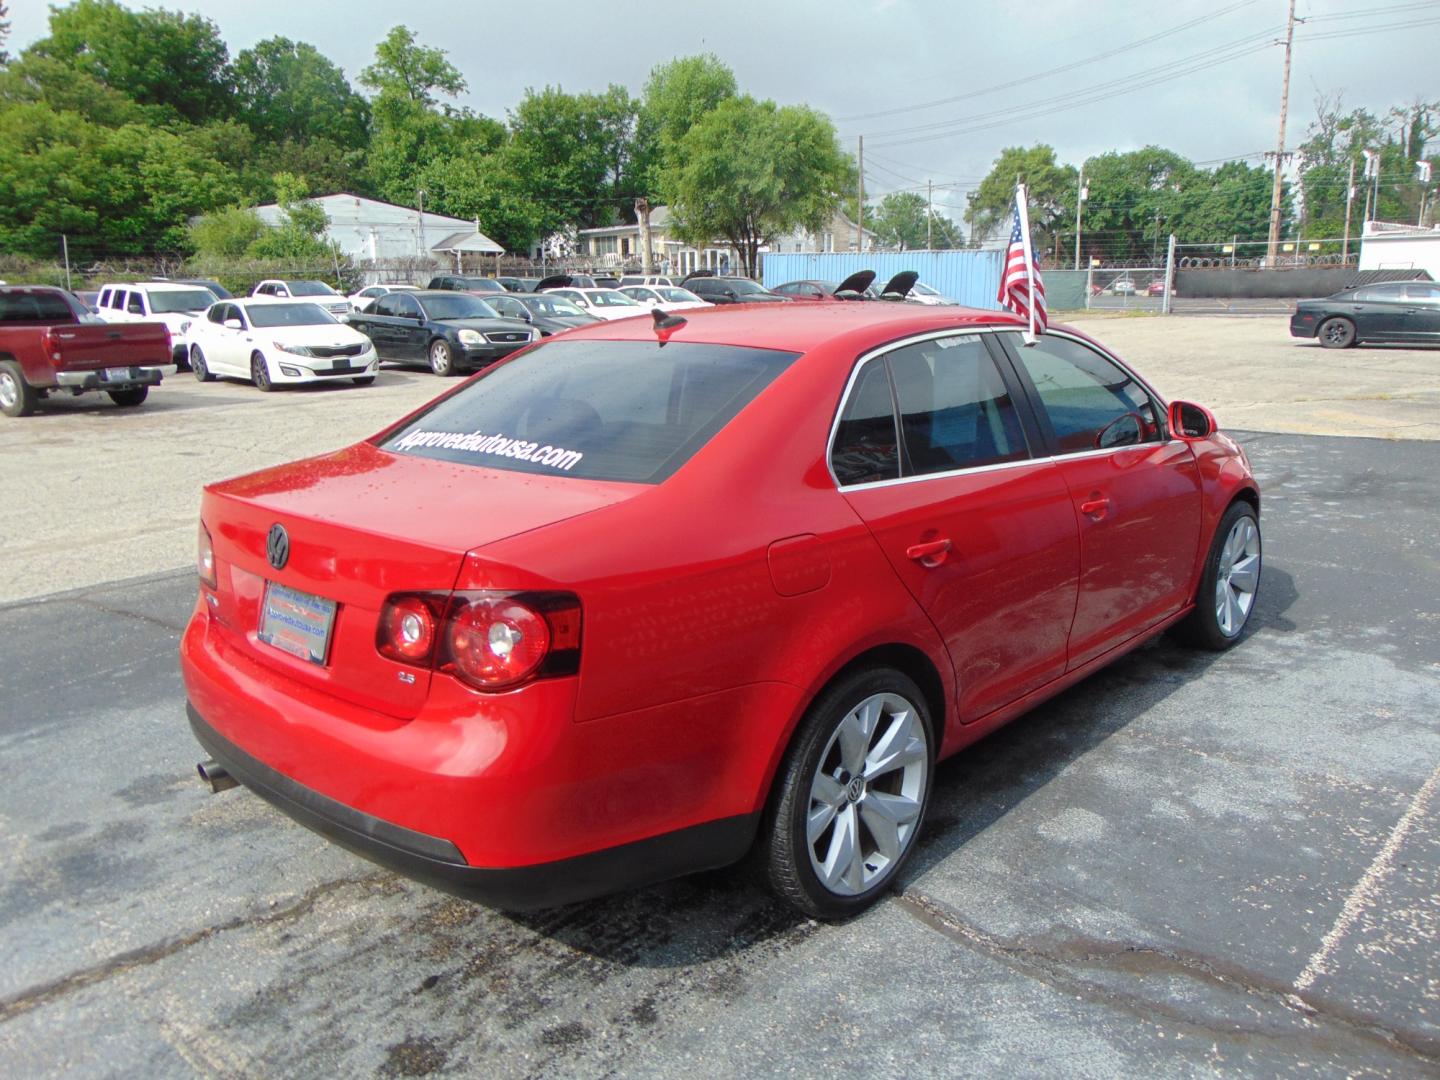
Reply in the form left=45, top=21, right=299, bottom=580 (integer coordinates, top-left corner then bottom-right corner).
left=997, top=192, right=1047, bottom=335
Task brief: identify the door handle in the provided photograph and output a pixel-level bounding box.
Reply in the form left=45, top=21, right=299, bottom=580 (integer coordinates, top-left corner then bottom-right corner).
left=1079, top=497, right=1110, bottom=517
left=906, top=538, right=952, bottom=566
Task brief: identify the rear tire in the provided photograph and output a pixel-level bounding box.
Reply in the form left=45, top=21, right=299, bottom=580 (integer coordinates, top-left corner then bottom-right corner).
left=759, top=667, right=933, bottom=919
left=251, top=352, right=274, bottom=392
left=1318, top=316, right=1356, bottom=349
left=0, top=359, right=37, bottom=417
left=1177, top=500, right=1261, bottom=650
left=107, top=386, right=148, bottom=408
left=191, top=345, right=215, bottom=382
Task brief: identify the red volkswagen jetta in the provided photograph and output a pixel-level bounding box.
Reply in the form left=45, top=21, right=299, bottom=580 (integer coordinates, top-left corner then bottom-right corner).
left=182, top=303, right=1261, bottom=918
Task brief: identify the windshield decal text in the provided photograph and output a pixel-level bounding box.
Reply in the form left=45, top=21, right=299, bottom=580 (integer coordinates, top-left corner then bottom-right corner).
left=393, top=429, right=584, bottom=471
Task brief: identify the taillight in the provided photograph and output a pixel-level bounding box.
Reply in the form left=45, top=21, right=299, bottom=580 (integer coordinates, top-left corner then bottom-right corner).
left=42, top=328, right=60, bottom=362
left=197, top=522, right=216, bottom=588
left=377, top=595, right=440, bottom=664
left=376, top=591, right=581, bottom=692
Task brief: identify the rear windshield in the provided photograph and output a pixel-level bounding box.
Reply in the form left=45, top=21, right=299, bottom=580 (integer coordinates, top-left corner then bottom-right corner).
left=0, top=291, right=79, bottom=322
left=148, top=289, right=216, bottom=314
left=287, top=281, right=337, bottom=297
left=382, top=339, right=800, bottom=483
left=247, top=303, right=336, bottom=327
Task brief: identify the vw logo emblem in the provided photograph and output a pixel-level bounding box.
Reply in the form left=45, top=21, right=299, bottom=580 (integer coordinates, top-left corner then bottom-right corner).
left=846, top=776, right=866, bottom=803
left=266, top=523, right=290, bottom=570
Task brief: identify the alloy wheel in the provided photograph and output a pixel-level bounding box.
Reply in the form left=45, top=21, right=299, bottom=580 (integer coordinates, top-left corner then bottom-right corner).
left=806, top=692, right=928, bottom=896
left=1215, top=515, right=1261, bottom=637
left=0, top=370, right=17, bottom=411
left=430, top=341, right=453, bottom=376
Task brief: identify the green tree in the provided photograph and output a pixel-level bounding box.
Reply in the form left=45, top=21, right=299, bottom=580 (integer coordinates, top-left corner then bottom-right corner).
left=871, top=191, right=963, bottom=250
left=189, top=206, right=267, bottom=258
left=359, top=26, right=495, bottom=206
left=1, top=2, right=12, bottom=65
left=247, top=174, right=332, bottom=259
left=665, top=96, right=852, bottom=278
left=636, top=54, right=736, bottom=195
left=505, top=84, right=642, bottom=232
left=966, top=145, right=1077, bottom=247
left=0, top=103, right=241, bottom=256
left=1074, top=146, right=1201, bottom=263
left=234, top=37, right=369, bottom=150
left=29, top=0, right=234, bottom=125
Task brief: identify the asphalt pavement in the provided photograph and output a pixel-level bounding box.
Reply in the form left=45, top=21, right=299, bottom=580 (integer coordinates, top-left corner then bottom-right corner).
left=1, top=433, right=1437, bottom=1077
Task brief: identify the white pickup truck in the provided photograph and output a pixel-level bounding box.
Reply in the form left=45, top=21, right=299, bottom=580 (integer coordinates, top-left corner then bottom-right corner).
left=95, top=282, right=218, bottom=369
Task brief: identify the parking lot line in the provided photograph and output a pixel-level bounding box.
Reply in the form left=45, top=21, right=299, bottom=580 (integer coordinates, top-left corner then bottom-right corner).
left=1293, top=762, right=1440, bottom=993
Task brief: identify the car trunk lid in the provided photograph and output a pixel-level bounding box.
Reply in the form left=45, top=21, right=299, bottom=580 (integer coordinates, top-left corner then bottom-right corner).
left=202, top=442, right=640, bottom=719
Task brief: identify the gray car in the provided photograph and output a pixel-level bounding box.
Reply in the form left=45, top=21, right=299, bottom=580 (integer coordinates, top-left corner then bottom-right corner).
left=482, top=292, right=602, bottom=336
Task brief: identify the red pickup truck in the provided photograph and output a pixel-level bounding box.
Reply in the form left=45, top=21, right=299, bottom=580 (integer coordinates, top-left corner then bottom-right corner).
left=0, top=286, right=170, bottom=417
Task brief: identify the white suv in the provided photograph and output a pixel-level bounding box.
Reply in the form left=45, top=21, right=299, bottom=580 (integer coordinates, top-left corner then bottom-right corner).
left=95, top=282, right=218, bottom=367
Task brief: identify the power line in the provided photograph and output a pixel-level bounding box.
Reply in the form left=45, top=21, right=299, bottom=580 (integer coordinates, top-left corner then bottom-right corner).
left=834, top=0, right=1261, bottom=125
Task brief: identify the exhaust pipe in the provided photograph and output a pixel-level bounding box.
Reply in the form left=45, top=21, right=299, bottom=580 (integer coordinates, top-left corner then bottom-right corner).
left=197, top=759, right=238, bottom=793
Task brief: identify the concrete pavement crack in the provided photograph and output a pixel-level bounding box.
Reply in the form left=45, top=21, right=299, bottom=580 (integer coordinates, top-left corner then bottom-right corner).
left=0, top=871, right=388, bottom=1025
left=893, top=888, right=1440, bottom=1067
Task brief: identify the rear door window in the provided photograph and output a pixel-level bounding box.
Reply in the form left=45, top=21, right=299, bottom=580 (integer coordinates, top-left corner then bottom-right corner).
left=888, top=336, right=1029, bottom=475
left=382, top=340, right=799, bottom=483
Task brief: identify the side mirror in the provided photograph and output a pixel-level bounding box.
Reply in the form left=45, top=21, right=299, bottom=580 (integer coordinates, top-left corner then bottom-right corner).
left=1169, top=400, right=1216, bottom=440
left=224, top=318, right=243, bottom=330
left=1096, top=412, right=1144, bottom=449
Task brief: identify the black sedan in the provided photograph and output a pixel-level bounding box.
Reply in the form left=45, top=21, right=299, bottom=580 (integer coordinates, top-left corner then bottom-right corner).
left=684, top=277, right=791, bottom=304
left=480, top=292, right=603, bottom=335
left=1291, top=280, right=1440, bottom=348
left=347, top=291, right=537, bottom=376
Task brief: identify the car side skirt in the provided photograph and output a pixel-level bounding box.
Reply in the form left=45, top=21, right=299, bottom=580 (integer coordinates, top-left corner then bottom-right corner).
left=188, top=703, right=760, bottom=911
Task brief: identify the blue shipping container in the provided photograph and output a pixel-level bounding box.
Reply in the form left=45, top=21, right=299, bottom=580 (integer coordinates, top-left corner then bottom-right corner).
left=761, top=250, right=1004, bottom=310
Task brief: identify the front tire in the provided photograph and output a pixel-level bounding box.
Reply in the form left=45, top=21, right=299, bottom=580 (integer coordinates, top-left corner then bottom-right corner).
left=191, top=345, right=215, bottom=382
left=251, top=352, right=274, bottom=392
left=0, top=359, right=37, bottom=417
left=1179, top=500, right=1261, bottom=650
left=428, top=339, right=457, bottom=377
left=1318, top=316, right=1356, bottom=349
left=760, top=667, right=933, bottom=919
left=107, top=386, right=148, bottom=408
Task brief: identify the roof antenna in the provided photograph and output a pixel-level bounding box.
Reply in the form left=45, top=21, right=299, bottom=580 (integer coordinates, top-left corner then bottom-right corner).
left=652, top=307, right=686, bottom=344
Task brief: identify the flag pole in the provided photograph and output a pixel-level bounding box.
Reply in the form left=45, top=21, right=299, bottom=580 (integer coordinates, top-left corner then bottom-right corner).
left=1015, top=182, right=1038, bottom=345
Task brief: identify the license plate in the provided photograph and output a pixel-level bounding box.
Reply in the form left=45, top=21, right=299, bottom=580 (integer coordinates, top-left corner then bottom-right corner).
left=258, top=582, right=337, bottom=665
left=103, top=367, right=136, bottom=382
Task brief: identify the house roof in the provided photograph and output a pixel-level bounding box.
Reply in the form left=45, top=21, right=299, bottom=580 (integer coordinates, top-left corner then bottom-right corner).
left=432, top=230, right=504, bottom=254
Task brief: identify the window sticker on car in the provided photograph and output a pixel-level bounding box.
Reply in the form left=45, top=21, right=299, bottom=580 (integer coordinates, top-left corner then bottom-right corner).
left=936, top=334, right=981, bottom=348
left=393, top=429, right=584, bottom=471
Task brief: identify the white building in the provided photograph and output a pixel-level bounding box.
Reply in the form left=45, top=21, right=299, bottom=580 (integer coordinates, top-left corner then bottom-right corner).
left=252, top=193, right=504, bottom=266
left=1359, top=220, right=1440, bottom=279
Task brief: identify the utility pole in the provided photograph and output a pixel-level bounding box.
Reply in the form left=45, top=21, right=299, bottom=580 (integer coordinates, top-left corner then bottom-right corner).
left=1074, top=168, right=1086, bottom=270
left=1361, top=149, right=1377, bottom=226
left=416, top=189, right=426, bottom=262
left=1342, top=156, right=1356, bottom=261
left=61, top=235, right=72, bottom=291
left=635, top=197, right=653, bottom=274
left=1266, top=0, right=1299, bottom=265
left=927, top=179, right=933, bottom=249
left=857, top=136, right=865, bottom=252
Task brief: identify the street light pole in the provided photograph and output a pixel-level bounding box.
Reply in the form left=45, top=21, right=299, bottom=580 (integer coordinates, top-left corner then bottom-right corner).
left=1074, top=168, right=1086, bottom=270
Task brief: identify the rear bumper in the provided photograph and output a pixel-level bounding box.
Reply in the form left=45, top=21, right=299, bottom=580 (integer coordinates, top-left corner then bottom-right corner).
left=187, top=701, right=757, bottom=910
left=54, top=366, right=164, bottom=391
left=1289, top=312, right=1319, bottom=338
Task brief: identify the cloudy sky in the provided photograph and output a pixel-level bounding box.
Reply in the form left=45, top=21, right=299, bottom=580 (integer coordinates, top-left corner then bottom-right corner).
left=9, top=0, right=1437, bottom=222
